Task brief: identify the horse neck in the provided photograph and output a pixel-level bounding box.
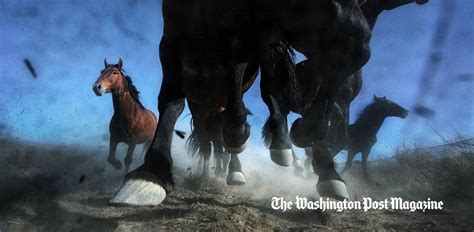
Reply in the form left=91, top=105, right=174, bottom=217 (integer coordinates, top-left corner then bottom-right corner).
left=111, top=82, right=142, bottom=119
left=353, top=110, right=386, bottom=138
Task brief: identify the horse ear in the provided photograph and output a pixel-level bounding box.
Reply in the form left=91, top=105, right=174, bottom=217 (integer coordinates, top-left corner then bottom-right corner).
left=373, top=94, right=378, bottom=100
left=382, top=96, right=387, bottom=100
left=104, top=58, right=109, bottom=68
left=117, top=58, right=123, bottom=69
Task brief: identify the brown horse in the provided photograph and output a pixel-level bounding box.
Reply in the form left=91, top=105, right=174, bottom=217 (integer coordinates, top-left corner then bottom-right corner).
left=93, top=58, right=157, bottom=175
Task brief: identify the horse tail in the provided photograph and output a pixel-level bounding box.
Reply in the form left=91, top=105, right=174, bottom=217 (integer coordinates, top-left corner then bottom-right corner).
left=273, top=40, right=303, bottom=112
left=185, top=118, right=200, bottom=157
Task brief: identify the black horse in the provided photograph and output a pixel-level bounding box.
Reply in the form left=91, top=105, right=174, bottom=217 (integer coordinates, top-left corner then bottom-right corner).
left=110, top=0, right=376, bottom=206
left=263, top=0, right=427, bottom=199
left=303, top=95, right=409, bottom=178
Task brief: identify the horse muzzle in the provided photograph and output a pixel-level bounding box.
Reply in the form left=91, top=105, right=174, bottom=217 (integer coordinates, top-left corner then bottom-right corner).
left=401, top=110, right=409, bottom=119
left=92, top=83, right=104, bottom=96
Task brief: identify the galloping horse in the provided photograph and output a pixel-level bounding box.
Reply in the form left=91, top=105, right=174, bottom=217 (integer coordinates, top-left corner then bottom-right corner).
left=303, top=95, right=409, bottom=177
left=92, top=58, right=157, bottom=175
left=262, top=0, right=427, bottom=199
left=110, top=0, right=374, bottom=206
left=340, top=95, right=408, bottom=176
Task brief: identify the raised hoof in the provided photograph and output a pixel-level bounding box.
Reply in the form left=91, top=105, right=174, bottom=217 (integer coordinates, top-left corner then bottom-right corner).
left=110, top=179, right=166, bottom=206
left=269, top=149, right=293, bottom=167
left=108, top=158, right=122, bottom=170
left=225, top=138, right=249, bottom=154
left=227, top=171, right=246, bottom=186
left=316, top=180, right=350, bottom=200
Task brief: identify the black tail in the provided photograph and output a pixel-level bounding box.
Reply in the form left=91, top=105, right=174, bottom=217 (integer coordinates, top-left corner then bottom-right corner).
left=185, top=128, right=200, bottom=157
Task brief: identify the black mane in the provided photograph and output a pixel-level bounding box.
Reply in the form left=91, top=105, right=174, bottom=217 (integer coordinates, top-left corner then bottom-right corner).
left=354, top=100, right=382, bottom=125
left=122, top=73, right=144, bottom=108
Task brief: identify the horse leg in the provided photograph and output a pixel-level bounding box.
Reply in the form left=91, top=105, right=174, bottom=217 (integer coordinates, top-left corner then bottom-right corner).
left=199, top=141, right=212, bottom=180
left=313, top=142, right=350, bottom=200
left=222, top=63, right=249, bottom=185
left=140, top=140, right=152, bottom=161
left=259, top=43, right=296, bottom=166
left=107, top=138, right=122, bottom=170
left=289, top=2, right=371, bottom=148
left=124, top=144, right=137, bottom=176
left=304, top=147, right=313, bottom=173
left=362, top=148, right=371, bottom=178
left=110, top=38, right=185, bottom=206
left=292, top=149, right=304, bottom=177
left=227, top=153, right=245, bottom=185
left=341, top=149, right=356, bottom=175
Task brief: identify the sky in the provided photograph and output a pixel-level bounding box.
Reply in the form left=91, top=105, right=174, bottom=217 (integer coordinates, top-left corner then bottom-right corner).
left=0, top=0, right=473, bottom=161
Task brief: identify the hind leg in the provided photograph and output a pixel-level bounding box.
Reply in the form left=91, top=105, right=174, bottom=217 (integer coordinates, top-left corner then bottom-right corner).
left=188, top=102, right=213, bottom=180
left=124, top=144, right=137, bottom=176
left=341, top=149, right=356, bottom=175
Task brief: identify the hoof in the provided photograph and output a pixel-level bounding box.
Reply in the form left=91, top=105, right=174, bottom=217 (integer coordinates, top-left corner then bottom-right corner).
left=225, top=138, right=249, bottom=154
left=227, top=171, right=246, bottom=186
left=108, top=158, right=122, bottom=170
left=270, top=149, right=293, bottom=167
left=110, top=179, right=166, bottom=206
left=316, top=180, right=350, bottom=200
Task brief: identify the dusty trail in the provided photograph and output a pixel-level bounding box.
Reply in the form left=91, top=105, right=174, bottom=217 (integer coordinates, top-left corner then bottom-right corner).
left=0, top=138, right=471, bottom=231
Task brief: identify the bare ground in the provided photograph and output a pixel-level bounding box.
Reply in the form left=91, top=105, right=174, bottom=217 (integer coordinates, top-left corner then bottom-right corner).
left=0, top=138, right=472, bottom=231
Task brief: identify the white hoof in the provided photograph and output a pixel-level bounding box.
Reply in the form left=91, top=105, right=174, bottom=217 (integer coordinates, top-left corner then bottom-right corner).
left=109, top=179, right=166, bottom=206
left=316, top=180, right=350, bottom=200
left=270, top=149, right=293, bottom=167
left=227, top=171, right=246, bottom=186
left=225, top=138, right=249, bottom=154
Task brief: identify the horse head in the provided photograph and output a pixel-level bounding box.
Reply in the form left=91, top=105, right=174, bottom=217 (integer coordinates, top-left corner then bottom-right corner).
left=93, top=58, right=124, bottom=96
left=373, top=94, right=409, bottom=119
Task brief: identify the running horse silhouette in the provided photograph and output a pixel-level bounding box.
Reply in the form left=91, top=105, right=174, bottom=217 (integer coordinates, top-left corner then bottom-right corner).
left=304, top=95, right=409, bottom=178
left=340, top=95, right=409, bottom=176
left=92, top=58, right=157, bottom=175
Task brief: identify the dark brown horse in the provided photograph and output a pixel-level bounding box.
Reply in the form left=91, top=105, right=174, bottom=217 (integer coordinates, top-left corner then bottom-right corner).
left=111, top=0, right=376, bottom=206
left=263, top=0, right=428, bottom=198
left=93, top=58, right=157, bottom=175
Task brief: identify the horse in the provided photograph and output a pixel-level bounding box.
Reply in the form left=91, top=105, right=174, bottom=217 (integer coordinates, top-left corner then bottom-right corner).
left=92, top=58, right=157, bottom=175
left=262, top=0, right=427, bottom=199
left=110, top=0, right=375, bottom=206
left=303, top=95, right=409, bottom=178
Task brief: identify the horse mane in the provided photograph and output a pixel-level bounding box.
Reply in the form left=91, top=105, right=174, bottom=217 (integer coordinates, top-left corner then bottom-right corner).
left=121, top=71, right=144, bottom=108
left=354, top=100, right=382, bottom=125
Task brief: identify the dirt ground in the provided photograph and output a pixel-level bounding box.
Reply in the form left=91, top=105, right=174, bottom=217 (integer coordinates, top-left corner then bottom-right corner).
left=0, top=138, right=472, bottom=231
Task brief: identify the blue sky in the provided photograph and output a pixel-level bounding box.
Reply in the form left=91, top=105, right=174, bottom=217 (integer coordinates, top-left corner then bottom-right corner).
left=0, top=0, right=472, bottom=161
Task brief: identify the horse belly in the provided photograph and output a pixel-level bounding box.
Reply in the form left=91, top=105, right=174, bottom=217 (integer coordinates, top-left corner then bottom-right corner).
left=182, top=67, right=228, bottom=105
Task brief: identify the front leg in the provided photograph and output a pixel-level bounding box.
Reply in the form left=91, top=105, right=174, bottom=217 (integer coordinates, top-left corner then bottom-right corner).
left=259, top=42, right=299, bottom=166
left=312, top=142, right=350, bottom=200
left=110, top=38, right=185, bottom=206
left=222, top=63, right=250, bottom=154
left=108, top=138, right=121, bottom=170
left=124, top=144, right=137, bottom=176
left=222, top=63, right=249, bottom=185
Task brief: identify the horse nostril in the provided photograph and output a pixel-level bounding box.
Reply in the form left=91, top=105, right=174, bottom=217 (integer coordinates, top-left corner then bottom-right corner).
left=96, top=84, right=102, bottom=90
